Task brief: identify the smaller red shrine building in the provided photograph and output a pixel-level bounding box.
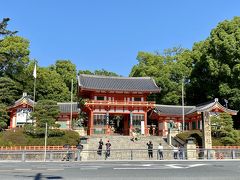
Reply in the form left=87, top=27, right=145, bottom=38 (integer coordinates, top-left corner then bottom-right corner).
left=78, top=74, right=160, bottom=135
left=149, top=98, right=238, bottom=137
left=8, top=93, right=80, bottom=129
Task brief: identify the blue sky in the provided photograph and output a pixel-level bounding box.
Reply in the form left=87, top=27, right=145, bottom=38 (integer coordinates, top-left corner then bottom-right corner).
left=1, top=0, right=240, bottom=76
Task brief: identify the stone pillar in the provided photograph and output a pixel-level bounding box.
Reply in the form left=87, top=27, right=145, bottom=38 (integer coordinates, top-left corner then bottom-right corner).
left=201, top=111, right=213, bottom=159
left=201, top=111, right=212, bottom=149
left=184, top=137, right=197, bottom=160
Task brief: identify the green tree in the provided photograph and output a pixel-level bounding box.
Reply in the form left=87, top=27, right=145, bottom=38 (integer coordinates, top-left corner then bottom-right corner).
left=78, top=69, right=119, bottom=77
left=130, top=47, right=192, bottom=105
left=25, top=99, right=63, bottom=137
left=31, top=100, right=60, bottom=128
left=0, top=77, right=21, bottom=105
left=187, top=17, right=240, bottom=108
left=35, top=67, right=70, bottom=102
left=0, top=103, right=9, bottom=130
left=0, top=18, right=17, bottom=37
left=0, top=36, right=30, bottom=83
left=54, top=60, right=77, bottom=91
left=211, top=113, right=240, bottom=145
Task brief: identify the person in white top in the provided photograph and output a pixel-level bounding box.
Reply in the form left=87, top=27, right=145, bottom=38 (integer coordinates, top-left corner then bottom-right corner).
left=158, top=143, right=164, bottom=160
left=173, top=146, right=178, bottom=159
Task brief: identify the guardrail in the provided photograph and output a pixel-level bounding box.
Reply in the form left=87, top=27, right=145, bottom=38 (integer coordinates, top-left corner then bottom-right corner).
left=0, top=148, right=240, bottom=161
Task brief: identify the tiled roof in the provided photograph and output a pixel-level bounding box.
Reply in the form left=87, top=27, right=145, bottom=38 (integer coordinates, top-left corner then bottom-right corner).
left=57, top=102, right=79, bottom=113
left=11, top=93, right=34, bottom=108
left=154, top=98, right=238, bottom=116
left=194, top=98, right=238, bottom=115
left=78, top=74, right=160, bottom=92
left=154, top=105, right=195, bottom=115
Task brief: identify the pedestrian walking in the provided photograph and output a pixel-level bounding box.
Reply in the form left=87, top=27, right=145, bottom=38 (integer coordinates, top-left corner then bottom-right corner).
left=146, top=141, right=153, bottom=159
left=179, top=146, right=184, bottom=160
left=97, top=139, right=104, bottom=156
left=75, top=142, right=83, bottom=161
left=105, top=140, right=111, bottom=160
left=173, top=146, right=178, bottom=159
left=158, top=143, right=164, bottom=160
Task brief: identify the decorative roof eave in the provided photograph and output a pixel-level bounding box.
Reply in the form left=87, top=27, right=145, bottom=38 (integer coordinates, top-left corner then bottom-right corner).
left=151, top=98, right=238, bottom=117
left=8, top=93, right=34, bottom=111
left=195, top=103, right=238, bottom=115
left=79, top=87, right=160, bottom=93
left=78, top=74, right=161, bottom=93
left=188, top=98, right=238, bottom=116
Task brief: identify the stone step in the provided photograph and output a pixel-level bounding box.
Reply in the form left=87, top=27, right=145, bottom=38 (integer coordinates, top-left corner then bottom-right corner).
left=86, top=136, right=170, bottom=150
left=81, top=135, right=173, bottom=160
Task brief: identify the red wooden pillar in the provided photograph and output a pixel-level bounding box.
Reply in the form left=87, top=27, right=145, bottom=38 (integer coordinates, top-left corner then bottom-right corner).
left=124, top=114, right=129, bottom=135
left=9, top=113, right=13, bottom=128
left=88, top=111, right=94, bottom=135
left=162, top=118, right=167, bottom=136
left=144, top=112, right=148, bottom=135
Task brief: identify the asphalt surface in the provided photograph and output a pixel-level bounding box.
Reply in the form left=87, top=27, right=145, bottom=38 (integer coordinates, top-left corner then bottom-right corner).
left=0, top=160, right=239, bottom=180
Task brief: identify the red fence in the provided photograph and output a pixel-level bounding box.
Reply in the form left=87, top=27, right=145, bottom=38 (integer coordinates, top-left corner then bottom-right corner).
left=0, top=146, right=77, bottom=151
left=212, top=146, right=240, bottom=149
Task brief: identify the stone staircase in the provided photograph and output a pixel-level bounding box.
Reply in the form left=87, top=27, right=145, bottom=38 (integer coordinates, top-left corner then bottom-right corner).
left=81, top=135, right=173, bottom=160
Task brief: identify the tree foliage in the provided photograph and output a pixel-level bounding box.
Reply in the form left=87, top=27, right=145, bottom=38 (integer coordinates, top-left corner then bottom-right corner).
left=187, top=17, right=240, bottom=108
left=0, top=103, right=9, bottom=130
left=0, top=18, right=17, bottom=37
left=54, top=60, right=77, bottom=91
left=130, top=48, right=192, bottom=104
left=0, top=36, right=30, bottom=81
left=31, top=100, right=60, bottom=128
left=0, top=77, right=21, bottom=105
left=25, top=100, right=62, bottom=137
left=79, top=69, right=119, bottom=77
left=211, top=113, right=240, bottom=145
left=35, top=67, right=70, bottom=102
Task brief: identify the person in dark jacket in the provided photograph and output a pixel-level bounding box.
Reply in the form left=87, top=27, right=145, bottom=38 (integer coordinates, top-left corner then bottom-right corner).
left=105, top=140, right=111, bottom=160
left=97, top=139, right=104, bottom=156
left=146, top=141, right=153, bottom=159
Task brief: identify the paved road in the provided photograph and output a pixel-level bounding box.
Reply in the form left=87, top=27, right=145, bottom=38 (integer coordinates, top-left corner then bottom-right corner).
left=0, top=160, right=239, bottom=180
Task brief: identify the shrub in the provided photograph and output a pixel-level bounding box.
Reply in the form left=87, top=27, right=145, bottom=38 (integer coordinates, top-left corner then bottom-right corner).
left=0, top=128, right=80, bottom=146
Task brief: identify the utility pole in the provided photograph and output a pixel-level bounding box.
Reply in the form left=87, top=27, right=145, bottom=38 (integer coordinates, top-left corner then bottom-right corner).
left=70, top=79, right=73, bottom=129
left=33, top=63, right=37, bottom=113
left=182, top=77, right=185, bottom=132
left=44, top=122, right=48, bottom=161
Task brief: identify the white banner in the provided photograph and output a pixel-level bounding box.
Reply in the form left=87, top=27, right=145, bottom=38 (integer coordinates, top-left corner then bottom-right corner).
left=141, top=121, right=145, bottom=135
left=16, top=108, right=32, bottom=124
left=16, top=111, right=27, bottom=123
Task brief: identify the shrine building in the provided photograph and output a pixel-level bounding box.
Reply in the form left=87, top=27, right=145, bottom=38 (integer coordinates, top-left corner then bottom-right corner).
left=8, top=93, right=80, bottom=129
left=149, top=98, right=238, bottom=137
left=77, top=74, right=160, bottom=135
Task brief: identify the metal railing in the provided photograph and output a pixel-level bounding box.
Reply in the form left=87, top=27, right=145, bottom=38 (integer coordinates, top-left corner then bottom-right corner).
left=0, top=148, right=240, bottom=161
